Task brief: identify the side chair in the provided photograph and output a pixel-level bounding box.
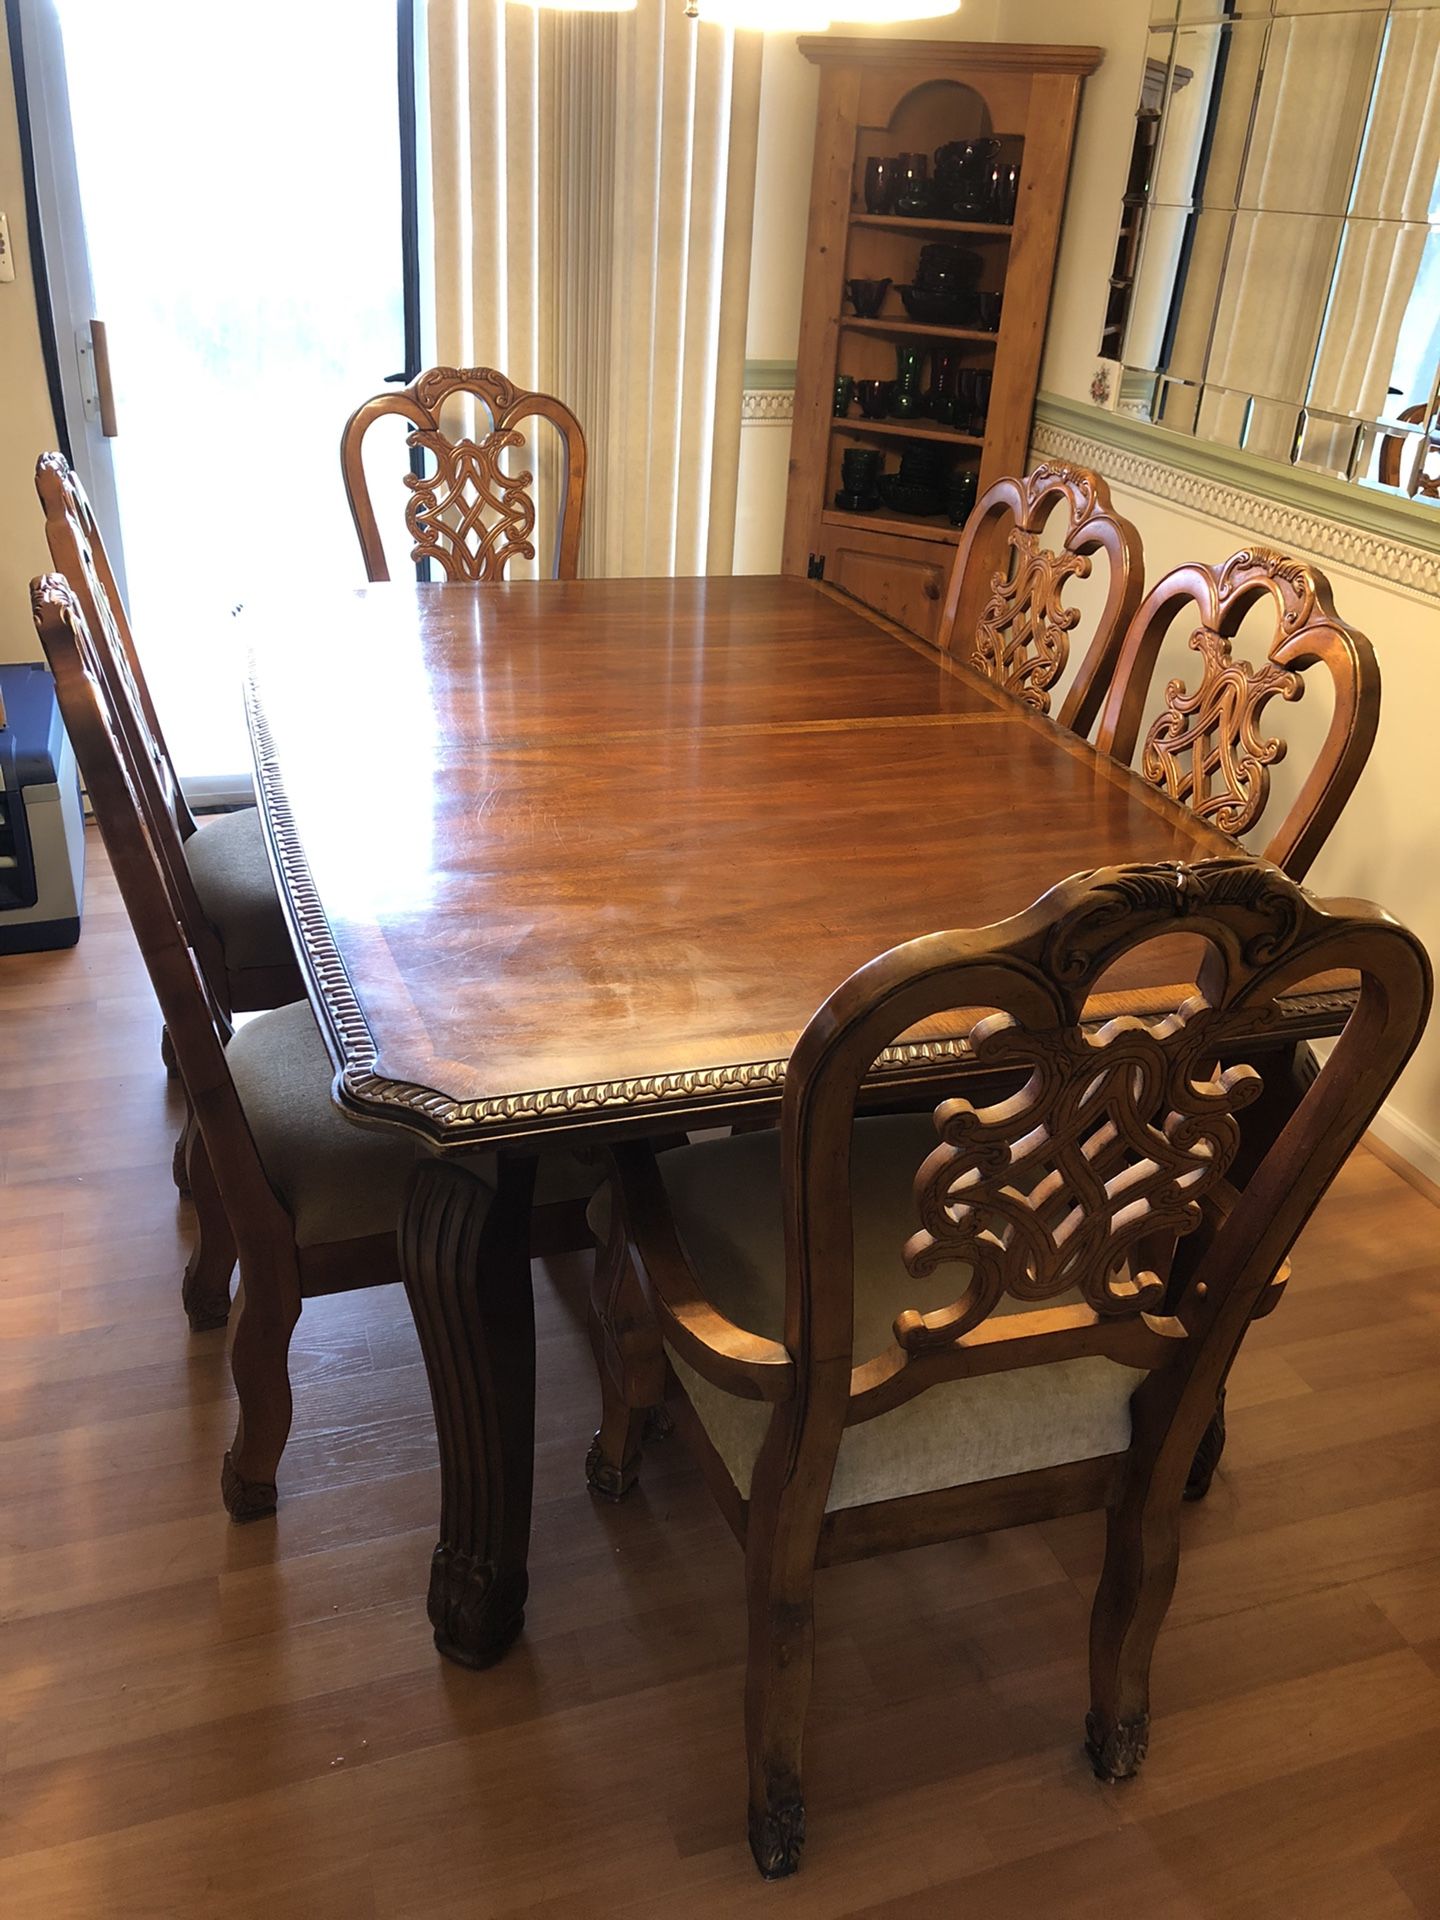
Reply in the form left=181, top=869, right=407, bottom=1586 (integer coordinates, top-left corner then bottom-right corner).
left=584, top=856, right=1429, bottom=1878
left=936, top=462, right=1144, bottom=733
left=341, top=365, right=587, bottom=583
left=1094, top=546, right=1380, bottom=882
left=34, top=452, right=302, bottom=1021
left=34, top=575, right=596, bottom=1524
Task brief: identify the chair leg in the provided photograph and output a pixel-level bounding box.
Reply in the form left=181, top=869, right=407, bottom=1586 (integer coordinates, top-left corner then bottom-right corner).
left=221, top=1239, right=302, bottom=1522
left=181, top=1121, right=235, bottom=1332
left=160, top=1024, right=179, bottom=1077
left=744, top=1508, right=818, bottom=1879
left=1085, top=1481, right=1182, bottom=1782
left=1184, top=1387, right=1227, bottom=1501
left=585, top=1203, right=665, bottom=1502
left=171, top=1111, right=192, bottom=1198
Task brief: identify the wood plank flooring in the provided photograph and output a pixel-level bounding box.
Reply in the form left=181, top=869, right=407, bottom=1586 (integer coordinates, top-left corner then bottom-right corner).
left=1, top=828, right=1437, bottom=1919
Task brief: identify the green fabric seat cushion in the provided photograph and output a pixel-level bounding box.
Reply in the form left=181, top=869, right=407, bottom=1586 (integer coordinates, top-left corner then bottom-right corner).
left=590, top=1116, right=1144, bottom=1514
left=183, top=807, right=294, bottom=974
left=228, top=1000, right=597, bottom=1247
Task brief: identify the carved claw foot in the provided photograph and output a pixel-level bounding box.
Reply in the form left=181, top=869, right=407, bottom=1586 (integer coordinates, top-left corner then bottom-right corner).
left=221, top=1452, right=277, bottom=1523
left=1085, top=1710, right=1150, bottom=1782
left=586, top=1433, right=640, bottom=1503
left=427, top=1544, right=527, bottom=1669
left=748, top=1799, right=806, bottom=1880
left=1185, top=1390, right=1227, bottom=1502
left=185, top=1294, right=232, bottom=1335
left=643, top=1404, right=674, bottom=1444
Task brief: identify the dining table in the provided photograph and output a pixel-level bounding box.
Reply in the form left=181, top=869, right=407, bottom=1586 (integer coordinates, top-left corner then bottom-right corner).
left=244, top=573, right=1355, bottom=1669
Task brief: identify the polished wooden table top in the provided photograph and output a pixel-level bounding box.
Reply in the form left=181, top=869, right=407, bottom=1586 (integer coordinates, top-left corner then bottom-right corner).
left=246, top=575, right=1325, bottom=1150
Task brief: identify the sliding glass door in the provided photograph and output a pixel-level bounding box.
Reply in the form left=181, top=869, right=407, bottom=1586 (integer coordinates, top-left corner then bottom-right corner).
left=14, top=0, right=418, bottom=795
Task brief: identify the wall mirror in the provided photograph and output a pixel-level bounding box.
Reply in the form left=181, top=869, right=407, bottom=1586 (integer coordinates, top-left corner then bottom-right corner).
left=1104, top=0, right=1440, bottom=504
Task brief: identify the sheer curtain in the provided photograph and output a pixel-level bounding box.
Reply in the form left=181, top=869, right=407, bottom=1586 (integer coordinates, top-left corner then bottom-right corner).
left=425, top=0, right=762, bottom=577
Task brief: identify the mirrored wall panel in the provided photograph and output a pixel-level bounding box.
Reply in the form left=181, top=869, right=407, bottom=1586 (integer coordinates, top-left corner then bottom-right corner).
left=1106, top=0, right=1440, bottom=503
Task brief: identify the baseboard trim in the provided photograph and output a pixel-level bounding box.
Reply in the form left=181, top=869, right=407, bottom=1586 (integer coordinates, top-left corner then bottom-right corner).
left=1365, top=1103, right=1440, bottom=1210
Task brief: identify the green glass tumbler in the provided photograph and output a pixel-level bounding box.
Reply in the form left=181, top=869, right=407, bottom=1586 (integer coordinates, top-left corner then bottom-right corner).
left=892, top=343, right=925, bottom=421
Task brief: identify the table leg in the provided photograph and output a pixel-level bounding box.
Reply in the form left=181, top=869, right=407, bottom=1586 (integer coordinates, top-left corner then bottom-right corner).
left=399, top=1151, right=538, bottom=1668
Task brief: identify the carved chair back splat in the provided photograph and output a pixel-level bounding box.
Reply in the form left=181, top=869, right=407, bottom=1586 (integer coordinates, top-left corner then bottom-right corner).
left=340, top=366, right=588, bottom=584
left=588, top=857, right=1430, bottom=1878
left=1094, top=548, right=1381, bottom=880
left=936, top=462, right=1144, bottom=733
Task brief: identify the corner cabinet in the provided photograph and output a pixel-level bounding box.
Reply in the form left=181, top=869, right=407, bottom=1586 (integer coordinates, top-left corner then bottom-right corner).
left=781, top=37, right=1102, bottom=643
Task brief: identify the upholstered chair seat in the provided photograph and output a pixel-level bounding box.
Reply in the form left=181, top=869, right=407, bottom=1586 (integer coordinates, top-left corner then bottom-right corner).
left=590, top=1116, right=1142, bottom=1512
left=233, top=999, right=595, bottom=1249
left=183, top=809, right=295, bottom=977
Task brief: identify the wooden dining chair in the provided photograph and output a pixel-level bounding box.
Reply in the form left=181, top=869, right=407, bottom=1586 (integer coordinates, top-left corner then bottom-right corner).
left=34, top=452, right=302, bottom=1020
left=33, top=574, right=596, bottom=1521
left=936, top=462, right=1144, bottom=733
left=1094, top=547, right=1380, bottom=881
left=583, top=856, right=1429, bottom=1878
left=1377, top=402, right=1440, bottom=500
left=340, top=365, right=588, bottom=583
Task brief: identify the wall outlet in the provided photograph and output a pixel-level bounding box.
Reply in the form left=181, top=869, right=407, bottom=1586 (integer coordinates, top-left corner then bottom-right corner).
left=0, top=213, right=15, bottom=284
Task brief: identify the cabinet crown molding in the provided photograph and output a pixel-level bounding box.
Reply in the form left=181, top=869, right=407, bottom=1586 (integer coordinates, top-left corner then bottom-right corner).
left=798, top=38, right=1104, bottom=77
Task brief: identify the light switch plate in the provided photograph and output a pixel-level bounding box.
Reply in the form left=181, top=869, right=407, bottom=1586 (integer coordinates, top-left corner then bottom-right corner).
left=0, top=213, right=15, bottom=283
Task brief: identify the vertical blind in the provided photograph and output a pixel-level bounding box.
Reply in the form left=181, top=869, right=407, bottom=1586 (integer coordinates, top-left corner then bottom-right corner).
left=425, top=1, right=762, bottom=577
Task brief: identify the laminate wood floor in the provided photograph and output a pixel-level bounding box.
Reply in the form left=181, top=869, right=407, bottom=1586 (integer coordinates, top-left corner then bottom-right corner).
left=1, top=829, right=1437, bottom=1919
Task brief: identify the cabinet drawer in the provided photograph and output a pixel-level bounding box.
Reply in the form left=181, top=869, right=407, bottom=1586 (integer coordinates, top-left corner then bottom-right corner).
left=819, top=525, right=953, bottom=644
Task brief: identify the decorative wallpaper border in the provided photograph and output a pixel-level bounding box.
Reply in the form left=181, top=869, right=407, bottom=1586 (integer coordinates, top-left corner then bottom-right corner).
left=741, top=388, right=795, bottom=424
left=1033, top=395, right=1440, bottom=601
left=742, top=359, right=796, bottom=424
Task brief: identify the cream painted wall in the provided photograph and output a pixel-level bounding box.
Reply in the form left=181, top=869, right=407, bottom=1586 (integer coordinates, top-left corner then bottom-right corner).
left=987, top=0, right=1148, bottom=402
left=0, top=28, right=59, bottom=663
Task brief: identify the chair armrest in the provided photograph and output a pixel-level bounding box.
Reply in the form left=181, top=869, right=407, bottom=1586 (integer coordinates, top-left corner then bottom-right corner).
left=609, top=1142, right=795, bottom=1404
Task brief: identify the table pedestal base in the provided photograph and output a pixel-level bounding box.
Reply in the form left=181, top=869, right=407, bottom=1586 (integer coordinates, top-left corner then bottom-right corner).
left=400, top=1152, right=538, bottom=1669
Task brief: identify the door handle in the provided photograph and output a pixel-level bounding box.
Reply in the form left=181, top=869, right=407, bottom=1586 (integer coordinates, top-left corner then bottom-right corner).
left=90, top=320, right=118, bottom=438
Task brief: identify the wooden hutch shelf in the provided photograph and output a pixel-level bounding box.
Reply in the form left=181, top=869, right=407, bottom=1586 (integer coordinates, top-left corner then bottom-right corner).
left=782, top=35, right=1102, bottom=645
left=841, top=317, right=999, bottom=346
left=834, top=418, right=986, bottom=450
left=849, top=214, right=1014, bottom=238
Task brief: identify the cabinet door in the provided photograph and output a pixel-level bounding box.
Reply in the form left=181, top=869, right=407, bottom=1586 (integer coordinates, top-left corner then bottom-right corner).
left=819, top=526, right=953, bottom=644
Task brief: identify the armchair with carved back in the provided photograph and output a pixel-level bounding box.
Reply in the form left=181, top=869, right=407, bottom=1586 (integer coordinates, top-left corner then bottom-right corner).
left=584, top=857, right=1430, bottom=1878
left=935, top=462, right=1145, bottom=733
left=340, top=365, right=588, bottom=583
left=1094, top=548, right=1380, bottom=882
